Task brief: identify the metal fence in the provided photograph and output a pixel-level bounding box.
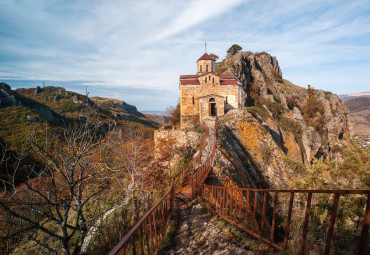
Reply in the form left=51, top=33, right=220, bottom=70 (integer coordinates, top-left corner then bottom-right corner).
left=171, top=122, right=209, bottom=190
left=109, top=119, right=217, bottom=255
left=199, top=185, right=370, bottom=255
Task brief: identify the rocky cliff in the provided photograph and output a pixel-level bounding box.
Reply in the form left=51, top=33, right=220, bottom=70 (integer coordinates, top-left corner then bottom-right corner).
left=211, top=51, right=355, bottom=189
left=0, top=83, right=66, bottom=126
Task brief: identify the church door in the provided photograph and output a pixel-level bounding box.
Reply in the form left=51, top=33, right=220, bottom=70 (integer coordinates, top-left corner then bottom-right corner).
left=208, top=98, right=216, bottom=117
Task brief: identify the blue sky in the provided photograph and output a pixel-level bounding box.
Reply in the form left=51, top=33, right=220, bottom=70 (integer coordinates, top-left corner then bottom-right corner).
left=1, top=0, right=370, bottom=111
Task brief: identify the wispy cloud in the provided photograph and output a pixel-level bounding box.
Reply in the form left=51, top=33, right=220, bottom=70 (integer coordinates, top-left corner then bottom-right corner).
left=1, top=0, right=370, bottom=110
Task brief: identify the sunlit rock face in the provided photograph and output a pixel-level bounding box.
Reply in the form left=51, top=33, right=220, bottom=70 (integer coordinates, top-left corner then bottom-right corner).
left=210, top=51, right=354, bottom=189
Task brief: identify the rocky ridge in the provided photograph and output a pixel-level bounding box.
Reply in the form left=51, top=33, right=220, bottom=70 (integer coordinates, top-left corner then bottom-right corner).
left=3, top=84, right=158, bottom=129
left=212, top=51, right=354, bottom=189
left=0, top=83, right=66, bottom=126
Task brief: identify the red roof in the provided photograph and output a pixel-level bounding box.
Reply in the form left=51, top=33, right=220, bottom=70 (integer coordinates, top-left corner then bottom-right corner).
left=220, top=79, right=239, bottom=85
left=219, top=74, right=236, bottom=79
left=197, top=53, right=213, bottom=61
left=180, top=79, right=200, bottom=85
left=180, top=75, right=198, bottom=79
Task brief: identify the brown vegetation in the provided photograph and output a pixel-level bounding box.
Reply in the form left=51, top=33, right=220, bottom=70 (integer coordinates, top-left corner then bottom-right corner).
left=0, top=119, right=168, bottom=254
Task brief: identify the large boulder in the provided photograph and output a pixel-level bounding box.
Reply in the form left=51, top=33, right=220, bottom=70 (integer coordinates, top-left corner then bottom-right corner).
left=302, top=127, right=321, bottom=163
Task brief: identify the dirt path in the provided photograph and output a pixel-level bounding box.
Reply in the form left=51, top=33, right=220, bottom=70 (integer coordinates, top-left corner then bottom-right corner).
left=200, top=119, right=216, bottom=164
left=162, top=119, right=277, bottom=254
left=162, top=200, right=254, bottom=255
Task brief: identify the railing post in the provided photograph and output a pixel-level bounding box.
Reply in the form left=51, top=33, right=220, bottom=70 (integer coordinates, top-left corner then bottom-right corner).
left=260, top=191, right=267, bottom=236
left=300, top=192, right=313, bottom=255
left=324, top=193, right=340, bottom=255
left=252, top=191, right=258, bottom=233
left=283, top=192, right=294, bottom=250
left=358, top=194, right=370, bottom=255
left=245, top=190, right=250, bottom=229
left=238, top=190, right=242, bottom=224
left=270, top=192, right=278, bottom=242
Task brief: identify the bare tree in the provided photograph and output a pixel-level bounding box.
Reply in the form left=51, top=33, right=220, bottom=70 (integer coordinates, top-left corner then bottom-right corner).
left=0, top=123, right=124, bottom=255
left=80, top=126, right=157, bottom=253
left=0, top=122, right=163, bottom=255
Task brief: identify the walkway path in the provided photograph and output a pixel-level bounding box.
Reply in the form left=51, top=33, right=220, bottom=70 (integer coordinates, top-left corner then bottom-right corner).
left=175, top=119, right=217, bottom=201
left=164, top=119, right=279, bottom=255
left=163, top=200, right=253, bottom=255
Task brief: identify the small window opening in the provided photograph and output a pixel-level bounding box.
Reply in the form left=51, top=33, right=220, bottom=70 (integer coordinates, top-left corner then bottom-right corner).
left=200, top=65, right=202, bottom=72
left=205, top=78, right=207, bottom=83
left=192, top=96, right=194, bottom=104
left=209, top=75, right=211, bottom=80
left=206, top=65, right=209, bottom=72
left=212, top=77, right=214, bottom=83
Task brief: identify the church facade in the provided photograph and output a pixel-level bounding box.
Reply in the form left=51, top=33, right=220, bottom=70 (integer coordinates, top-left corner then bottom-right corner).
left=179, top=53, right=242, bottom=129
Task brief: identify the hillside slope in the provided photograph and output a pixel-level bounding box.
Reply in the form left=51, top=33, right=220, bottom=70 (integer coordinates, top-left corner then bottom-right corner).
left=0, top=82, right=158, bottom=185
left=339, top=92, right=370, bottom=102
left=13, top=85, right=158, bottom=129
left=211, top=51, right=355, bottom=189
left=344, top=97, right=370, bottom=135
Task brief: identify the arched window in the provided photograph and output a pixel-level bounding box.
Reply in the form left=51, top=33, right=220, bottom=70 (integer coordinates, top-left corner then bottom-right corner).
left=206, top=65, right=209, bottom=72
left=212, top=77, right=214, bottom=83
left=200, top=65, right=202, bottom=72
left=205, top=77, right=207, bottom=83
left=209, top=97, right=215, bottom=102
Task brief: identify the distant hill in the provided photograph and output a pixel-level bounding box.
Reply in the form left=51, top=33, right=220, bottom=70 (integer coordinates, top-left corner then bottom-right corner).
left=339, top=92, right=370, bottom=102
left=0, top=82, right=159, bottom=185
left=143, top=113, right=168, bottom=124
left=344, top=97, right=370, bottom=135
left=12, top=85, right=158, bottom=129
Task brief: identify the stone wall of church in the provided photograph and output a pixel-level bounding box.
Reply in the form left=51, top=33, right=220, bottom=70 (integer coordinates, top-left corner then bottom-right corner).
left=199, top=96, right=224, bottom=122
left=180, top=83, right=240, bottom=129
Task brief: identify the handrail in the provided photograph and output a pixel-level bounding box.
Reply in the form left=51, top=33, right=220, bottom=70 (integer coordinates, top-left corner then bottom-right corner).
left=109, top=119, right=215, bottom=255
left=108, top=185, right=174, bottom=255
left=199, top=185, right=370, bottom=255
left=172, top=122, right=209, bottom=190
left=189, top=118, right=217, bottom=197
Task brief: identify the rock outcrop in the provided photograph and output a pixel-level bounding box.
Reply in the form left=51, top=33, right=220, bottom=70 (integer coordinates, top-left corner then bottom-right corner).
left=0, top=83, right=66, bottom=126
left=154, top=128, right=200, bottom=168
left=212, top=51, right=354, bottom=189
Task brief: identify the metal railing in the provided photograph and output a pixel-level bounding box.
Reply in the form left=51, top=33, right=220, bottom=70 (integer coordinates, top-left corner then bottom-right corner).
left=172, top=122, right=209, bottom=190
left=199, top=185, right=370, bottom=255
left=189, top=119, right=217, bottom=196
left=109, top=119, right=217, bottom=255
left=109, top=185, right=175, bottom=255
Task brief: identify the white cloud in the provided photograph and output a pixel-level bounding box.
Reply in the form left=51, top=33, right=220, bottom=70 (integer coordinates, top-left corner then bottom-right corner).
left=1, top=0, right=370, bottom=110
left=152, top=0, right=244, bottom=41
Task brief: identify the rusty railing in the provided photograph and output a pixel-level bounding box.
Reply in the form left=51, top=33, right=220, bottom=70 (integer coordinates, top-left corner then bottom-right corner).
left=108, top=184, right=175, bottom=255
left=171, top=122, right=209, bottom=190
left=190, top=118, right=217, bottom=196
left=172, top=117, right=218, bottom=196
left=109, top=119, right=216, bottom=255
left=199, top=185, right=370, bottom=255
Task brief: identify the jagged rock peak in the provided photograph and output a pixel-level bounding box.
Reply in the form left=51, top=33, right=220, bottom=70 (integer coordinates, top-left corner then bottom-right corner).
left=212, top=50, right=355, bottom=191
left=216, top=51, right=282, bottom=82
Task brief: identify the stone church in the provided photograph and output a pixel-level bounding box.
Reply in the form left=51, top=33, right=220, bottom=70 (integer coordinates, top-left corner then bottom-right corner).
left=179, top=53, right=242, bottom=129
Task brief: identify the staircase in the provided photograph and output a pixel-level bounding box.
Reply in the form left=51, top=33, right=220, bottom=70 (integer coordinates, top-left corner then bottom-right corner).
left=176, top=120, right=217, bottom=201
